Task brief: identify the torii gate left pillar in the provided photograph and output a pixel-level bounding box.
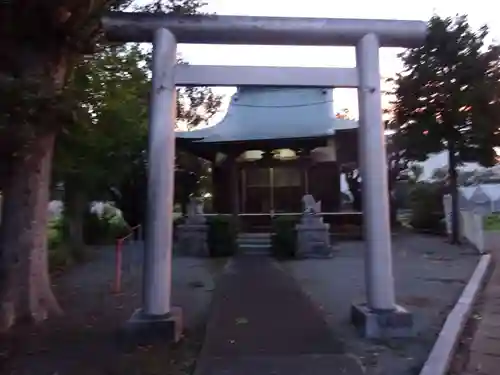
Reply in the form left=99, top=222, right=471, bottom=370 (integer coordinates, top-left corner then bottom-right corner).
left=104, top=12, right=427, bottom=343
left=124, top=28, right=183, bottom=344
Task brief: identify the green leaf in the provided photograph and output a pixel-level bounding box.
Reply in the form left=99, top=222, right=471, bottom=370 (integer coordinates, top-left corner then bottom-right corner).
left=390, top=15, right=500, bottom=168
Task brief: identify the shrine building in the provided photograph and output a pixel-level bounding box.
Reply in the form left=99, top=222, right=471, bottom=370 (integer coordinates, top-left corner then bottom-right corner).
left=176, top=86, right=360, bottom=230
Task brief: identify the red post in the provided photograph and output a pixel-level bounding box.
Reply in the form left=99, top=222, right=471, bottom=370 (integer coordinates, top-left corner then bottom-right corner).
left=112, top=225, right=142, bottom=294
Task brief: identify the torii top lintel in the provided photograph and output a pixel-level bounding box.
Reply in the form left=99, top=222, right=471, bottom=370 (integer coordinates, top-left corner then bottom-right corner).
left=102, top=12, right=427, bottom=48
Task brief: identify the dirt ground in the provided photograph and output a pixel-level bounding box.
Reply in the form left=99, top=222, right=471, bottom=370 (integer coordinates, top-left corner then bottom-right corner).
left=0, top=244, right=225, bottom=375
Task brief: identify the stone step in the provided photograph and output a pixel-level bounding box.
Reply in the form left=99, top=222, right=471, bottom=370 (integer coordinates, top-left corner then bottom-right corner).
left=238, top=232, right=271, bottom=254
left=237, top=233, right=272, bottom=247
left=238, top=234, right=272, bottom=239
left=238, top=232, right=272, bottom=239
left=239, top=243, right=271, bottom=249
left=238, top=238, right=272, bottom=245
left=237, top=233, right=272, bottom=256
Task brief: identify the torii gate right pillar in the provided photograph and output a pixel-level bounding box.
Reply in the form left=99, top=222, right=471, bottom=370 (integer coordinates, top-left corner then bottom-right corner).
left=350, top=33, right=413, bottom=338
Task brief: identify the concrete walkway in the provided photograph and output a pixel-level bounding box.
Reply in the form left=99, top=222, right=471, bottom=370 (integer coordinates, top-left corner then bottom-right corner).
left=194, top=256, right=364, bottom=375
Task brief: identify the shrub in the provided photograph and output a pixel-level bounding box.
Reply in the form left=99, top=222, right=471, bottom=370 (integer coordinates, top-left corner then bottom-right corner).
left=409, top=182, right=446, bottom=233
left=47, top=218, right=73, bottom=273
left=271, top=216, right=297, bottom=259
left=83, top=209, right=129, bottom=245
left=207, top=215, right=238, bottom=257
left=47, top=209, right=129, bottom=274
left=48, top=217, right=63, bottom=250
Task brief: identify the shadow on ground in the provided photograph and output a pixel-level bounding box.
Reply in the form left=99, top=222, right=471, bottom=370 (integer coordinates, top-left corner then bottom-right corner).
left=0, top=244, right=225, bottom=375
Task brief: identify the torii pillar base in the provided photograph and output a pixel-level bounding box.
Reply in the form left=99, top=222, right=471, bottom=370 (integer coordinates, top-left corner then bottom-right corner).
left=119, top=307, right=183, bottom=350
left=351, top=303, right=414, bottom=339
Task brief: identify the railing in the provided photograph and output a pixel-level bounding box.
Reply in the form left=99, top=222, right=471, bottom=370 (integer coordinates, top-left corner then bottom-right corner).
left=198, top=212, right=362, bottom=217
left=197, top=211, right=363, bottom=234
left=113, top=224, right=142, bottom=294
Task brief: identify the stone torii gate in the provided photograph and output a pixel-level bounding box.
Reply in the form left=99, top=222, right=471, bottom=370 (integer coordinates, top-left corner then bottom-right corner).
left=102, top=12, right=427, bottom=340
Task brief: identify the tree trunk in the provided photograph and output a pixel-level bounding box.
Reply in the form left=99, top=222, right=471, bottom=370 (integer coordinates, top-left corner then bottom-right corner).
left=0, top=132, right=63, bottom=331
left=448, top=142, right=460, bottom=244
left=63, top=182, right=87, bottom=261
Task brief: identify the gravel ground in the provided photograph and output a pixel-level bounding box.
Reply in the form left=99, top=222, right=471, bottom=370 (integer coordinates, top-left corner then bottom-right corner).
left=0, top=243, right=226, bottom=375
left=283, top=233, right=480, bottom=375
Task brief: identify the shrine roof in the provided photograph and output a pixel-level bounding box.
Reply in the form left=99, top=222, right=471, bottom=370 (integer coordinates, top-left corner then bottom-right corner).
left=175, top=87, right=358, bottom=143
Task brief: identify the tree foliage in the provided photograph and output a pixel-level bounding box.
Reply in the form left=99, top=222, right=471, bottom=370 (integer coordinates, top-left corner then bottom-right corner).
left=53, top=44, right=150, bottom=250
left=55, top=43, right=221, bottom=233
left=135, top=0, right=206, bottom=14
left=389, top=15, right=500, bottom=242
left=55, top=44, right=150, bottom=196
left=0, top=1, right=132, bottom=148
left=391, top=15, right=500, bottom=164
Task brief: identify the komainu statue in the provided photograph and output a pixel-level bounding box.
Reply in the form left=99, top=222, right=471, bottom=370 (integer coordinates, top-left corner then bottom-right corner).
left=186, top=197, right=206, bottom=224
left=302, top=194, right=322, bottom=215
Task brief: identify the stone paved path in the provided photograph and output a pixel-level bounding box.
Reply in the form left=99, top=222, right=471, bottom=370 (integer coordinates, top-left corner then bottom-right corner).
left=460, top=261, right=500, bottom=375
left=194, top=256, right=364, bottom=375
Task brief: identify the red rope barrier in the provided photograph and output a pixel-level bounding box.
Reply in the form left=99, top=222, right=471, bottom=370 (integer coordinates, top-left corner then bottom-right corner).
left=113, top=225, right=141, bottom=294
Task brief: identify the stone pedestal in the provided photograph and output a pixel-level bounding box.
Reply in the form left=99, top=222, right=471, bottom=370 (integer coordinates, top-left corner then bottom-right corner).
left=119, top=307, right=183, bottom=350
left=351, top=303, right=414, bottom=338
left=296, top=215, right=332, bottom=258
left=177, top=223, right=208, bottom=257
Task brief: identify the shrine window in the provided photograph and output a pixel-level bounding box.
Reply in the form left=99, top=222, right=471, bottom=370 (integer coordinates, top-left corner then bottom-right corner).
left=273, top=167, right=301, bottom=187
left=246, top=168, right=271, bottom=187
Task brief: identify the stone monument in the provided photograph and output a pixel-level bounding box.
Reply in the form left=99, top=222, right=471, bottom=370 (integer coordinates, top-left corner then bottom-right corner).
left=177, top=197, right=208, bottom=257
left=295, top=194, right=332, bottom=258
